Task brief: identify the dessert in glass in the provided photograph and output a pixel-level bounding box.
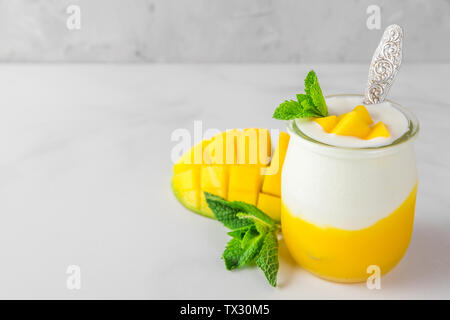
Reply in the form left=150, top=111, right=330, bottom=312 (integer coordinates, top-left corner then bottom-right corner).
left=281, top=94, right=419, bottom=282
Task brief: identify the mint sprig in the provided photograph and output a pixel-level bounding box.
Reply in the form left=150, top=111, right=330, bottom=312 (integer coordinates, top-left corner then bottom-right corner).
left=204, top=192, right=280, bottom=287
left=273, top=70, right=328, bottom=120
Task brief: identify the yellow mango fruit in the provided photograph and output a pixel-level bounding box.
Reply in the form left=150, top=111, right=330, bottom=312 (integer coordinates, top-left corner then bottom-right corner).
left=172, top=168, right=201, bottom=213
left=315, top=105, right=389, bottom=140
left=237, top=128, right=271, bottom=166
left=172, top=128, right=288, bottom=221
left=204, top=130, right=241, bottom=165
left=229, top=165, right=262, bottom=194
left=353, top=105, right=374, bottom=125
left=331, top=111, right=371, bottom=139
left=228, top=190, right=258, bottom=205
left=257, top=193, right=281, bottom=221
left=201, top=166, right=229, bottom=194
left=199, top=166, right=229, bottom=216
left=314, top=115, right=338, bottom=133
left=261, top=132, right=290, bottom=198
left=366, top=121, right=390, bottom=139
left=174, top=140, right=211, bottom=173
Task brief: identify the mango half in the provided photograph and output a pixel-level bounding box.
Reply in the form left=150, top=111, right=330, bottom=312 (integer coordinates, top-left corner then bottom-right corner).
left=172, top=129, right=290, bottom=221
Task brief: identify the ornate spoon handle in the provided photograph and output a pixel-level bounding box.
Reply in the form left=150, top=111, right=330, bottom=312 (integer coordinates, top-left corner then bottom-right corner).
left=364, top=24, right=403, bottom=104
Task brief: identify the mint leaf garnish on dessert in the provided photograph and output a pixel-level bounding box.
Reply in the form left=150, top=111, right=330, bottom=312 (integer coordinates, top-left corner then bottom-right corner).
left=273, top=70, right=328, bottom=120
left=204, top=192, right=281, bottom=287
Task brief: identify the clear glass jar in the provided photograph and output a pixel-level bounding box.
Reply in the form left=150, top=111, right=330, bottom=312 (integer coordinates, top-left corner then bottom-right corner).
left=281, top=94, right=419, bottom=283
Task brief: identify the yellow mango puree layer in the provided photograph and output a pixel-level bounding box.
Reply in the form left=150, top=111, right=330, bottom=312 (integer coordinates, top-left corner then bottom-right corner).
left=281, top=184, right=417, bottom=282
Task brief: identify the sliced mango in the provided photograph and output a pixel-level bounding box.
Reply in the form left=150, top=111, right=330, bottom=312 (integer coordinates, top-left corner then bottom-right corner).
left=257, top=193, right=281, bottom=221
left=331, top=111, right=371, bottom=139
left=172, top=167, right=200, bottom=191
left=366, top=121, right=390, bottom=139
left=174, top=139, right=212, bottom=173
left=237, top=128, right=271, bottom=166
left=315, top=105, right=388, bottom=140
left=204, top=130, right=241, bottom=165
left=314, top=115, right=338, bottom=133
left=172, top=168, right=201, bottom=213
left=172, top=129, right=289, bottom=220
left=353, top=105, right=374, bottom=125
left=228, top=190, right=258, bottom=205
left=229, top=165, right=262, bottom=194
left=261, top=132, right=290, bottom=197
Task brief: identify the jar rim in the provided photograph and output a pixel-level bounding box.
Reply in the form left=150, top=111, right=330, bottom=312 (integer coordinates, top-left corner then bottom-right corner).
left=287, top=94, right=419, bottom=154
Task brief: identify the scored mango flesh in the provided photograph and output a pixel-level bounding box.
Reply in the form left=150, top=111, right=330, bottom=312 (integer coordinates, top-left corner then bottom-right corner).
left=172, top=129, right=290, bottom=221
left=314, top=105, right=390, bottom=139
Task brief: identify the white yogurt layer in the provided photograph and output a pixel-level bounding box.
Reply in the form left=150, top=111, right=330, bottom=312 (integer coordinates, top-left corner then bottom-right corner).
left=296, top=96, right=409, bottom=148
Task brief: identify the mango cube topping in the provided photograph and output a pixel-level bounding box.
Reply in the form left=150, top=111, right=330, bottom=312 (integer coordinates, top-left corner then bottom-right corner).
left=314, top=115, right=338, bottom=133
left=331, top=111, right=371, bottom=139
left=353, top=105, right=374, bottom=125
left=314, top=105, right=390, bottom=140
left=366, top=121, right=390, bottom=140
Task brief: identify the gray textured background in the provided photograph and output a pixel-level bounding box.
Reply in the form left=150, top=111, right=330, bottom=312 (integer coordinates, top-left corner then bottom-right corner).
left=0, top=0, right=448, bottom=62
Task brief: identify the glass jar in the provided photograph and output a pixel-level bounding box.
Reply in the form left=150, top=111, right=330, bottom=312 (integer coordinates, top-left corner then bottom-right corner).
left=281, top=94, right=419, bottom=283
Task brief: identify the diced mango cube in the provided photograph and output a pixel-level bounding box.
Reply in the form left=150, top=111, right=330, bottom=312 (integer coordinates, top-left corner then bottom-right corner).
left=366, top=121, right=390, bottom=139
left=204, top=130, right=242, bottom=165
left=314, top=115, right=338, bottom=133
left=172, top=167, right=200, bottom=191
left=353, top=105, right=374, bottom=125
left=262, top=132, right=290, bottom=197
left=180, top=190, right=200, bottom=210
left=257, top=193, right=281, bottom=221
left=228, top=165, right=262, bottom=193
left=228, top=190, right=258, bottom=205
left=237, top=128, right=271, bottom=166
left=174, top=139, right=213, bottom=173
left=201, top=166, right=228, bottom=194
left=332, top=111, right=371, bottom=139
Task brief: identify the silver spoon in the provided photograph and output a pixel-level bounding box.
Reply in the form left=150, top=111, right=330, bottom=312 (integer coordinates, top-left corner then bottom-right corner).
left=364, top=24, right=403, bottom=104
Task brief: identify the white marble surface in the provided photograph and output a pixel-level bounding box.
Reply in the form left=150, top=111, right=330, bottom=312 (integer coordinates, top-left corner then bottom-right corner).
left=0, top=63, right=449, bottom=299
left=0, top=0, right=449, bottom=62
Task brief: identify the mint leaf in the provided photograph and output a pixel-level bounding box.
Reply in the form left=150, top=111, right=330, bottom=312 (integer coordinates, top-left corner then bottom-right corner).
left=304, top=70, right=327, bottom=116
left=223, top=227, right=264, bottom=269
left=273, top=100, right=303, bottom=120
left=300, top=96, right=322, bottom=117
left=228, top=226, right=251, bottom=239
left=238, top=231, right=265, bottom=267
left=273, top=70, right=328, bottom=120
left=241, top=225, right=259, bottom=248
left=204, top=192, right=253, bottom=229
left=233, top=202, right=276, bottom=229
left=205, top=193, right=281, bottom=287
left=256, top=232, right=279, bottom=287
left=223, top=238, right=245, bottom=270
